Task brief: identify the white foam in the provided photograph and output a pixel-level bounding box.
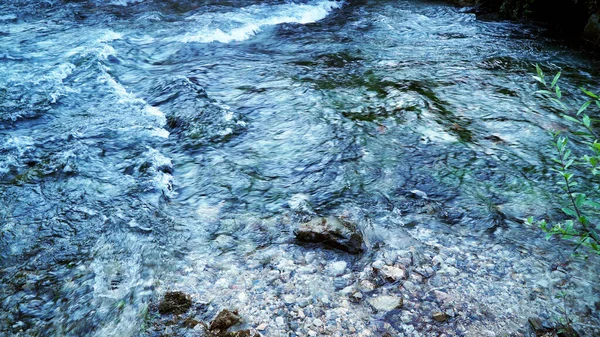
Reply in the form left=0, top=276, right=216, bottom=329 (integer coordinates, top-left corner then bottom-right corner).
left=105, top=0, right=144, bottom=7
left=179, top=0, right=342, bottom=43
left=98, top=31, right=124, bottom=43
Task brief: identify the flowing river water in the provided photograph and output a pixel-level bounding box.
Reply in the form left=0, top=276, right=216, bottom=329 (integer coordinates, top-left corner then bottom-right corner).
left=1, top=0, right=599, bottom=336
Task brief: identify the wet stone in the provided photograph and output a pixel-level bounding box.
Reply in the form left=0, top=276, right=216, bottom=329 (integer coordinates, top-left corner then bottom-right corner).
left=158, top=291, right=192, bottom=315
left=379, top=265, right=406, bottom=282
left=432, top=311, right=448, bottom=322
left=367, top=295, right=403, bottom=312
left=528, top=317, right=581, bottom=337
left=210, top=309, right=241, bottom=331
left=295, top=216, right=364, bottom=254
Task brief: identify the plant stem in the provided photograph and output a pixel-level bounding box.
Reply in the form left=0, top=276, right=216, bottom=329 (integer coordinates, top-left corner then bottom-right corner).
left=557, top=141, right=600, bottom=245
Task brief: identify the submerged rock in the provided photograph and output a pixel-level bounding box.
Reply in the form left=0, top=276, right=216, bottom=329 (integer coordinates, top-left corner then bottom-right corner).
left=528, top=317, right=580, bottom=337
left=295, top=216, right=364, bottom=254
left=583, top=13, right=600, bottom=46
left=378, top=265, right=407, bottom=282
left=205, top=309, right=259, bottom=337
left=432, top=311, right=448, bottom=322
left=367, top=295, right=403, bottom=312
left=210, top=309, right=241, bottom=331
left=158, top=291, right=192, bottom=315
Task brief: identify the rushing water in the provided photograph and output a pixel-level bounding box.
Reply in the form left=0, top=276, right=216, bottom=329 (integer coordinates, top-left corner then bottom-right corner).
left=1, top=0, right=600, bottom=336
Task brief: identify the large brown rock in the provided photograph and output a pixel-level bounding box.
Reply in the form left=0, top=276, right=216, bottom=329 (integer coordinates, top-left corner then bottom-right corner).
left=295, top=216, right=364, bottom=254
left=210, top=309, right=241, bottom=331
left=158, top=291, right=192, bottom=315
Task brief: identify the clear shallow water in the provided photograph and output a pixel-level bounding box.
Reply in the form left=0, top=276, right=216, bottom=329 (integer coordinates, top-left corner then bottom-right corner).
left=1, top=0, right=599, bottom=336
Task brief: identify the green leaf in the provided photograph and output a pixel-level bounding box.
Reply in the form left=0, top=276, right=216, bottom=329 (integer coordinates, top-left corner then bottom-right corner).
left=535, top=90, right=554, bottom=96
left=562, top=115, right=581, bottom=124
left=526, top=216, right=534, bottom=225
left=583, top=200, right=600, bottom=208
left=581, top=87, right=598, bottom=99
left=551, top=72, right=561, bottom=88
left=555, top=85, right=562, bottom=99
left=578, top=101, right=592, bottom=115
left=550, top=98, right=567, bottom=109
left=535, top=64, right=544, bottom=78
left=556, top=138, right=564, bottom=151
left=575, top=193, right=586, bottom=208
left=564, top=158, right=574, bottom=169
left=583, top=114, right=591, bottom=128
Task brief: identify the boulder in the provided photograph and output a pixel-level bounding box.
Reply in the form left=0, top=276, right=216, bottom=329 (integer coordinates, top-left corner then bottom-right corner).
left=295, top=216, right=364, bottom=254
left=583, top=13, right=600, bottom=46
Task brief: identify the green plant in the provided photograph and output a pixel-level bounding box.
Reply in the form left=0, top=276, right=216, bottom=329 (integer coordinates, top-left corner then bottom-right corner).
left=527, top=64, right=600, bottom=255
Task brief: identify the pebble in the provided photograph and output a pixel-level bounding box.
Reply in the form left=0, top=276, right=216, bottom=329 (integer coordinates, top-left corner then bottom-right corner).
left=380, top=265, right=406, bottom=282
left=372, top=260, right=386, bottom=269
left=367, top=295, right=403, bottom=312
left=351, top=292, right=363, bottom=301
left=432, top=311, right=448, bottom=322
left=257, top=323, right=268, bottom=331
left=276, top=316, right=284, bottom=325
left=327, top=261, right=347, bottom=277
left=359, top=280, right=376, bottom=292
left=283, top=294, right=295, bottom=304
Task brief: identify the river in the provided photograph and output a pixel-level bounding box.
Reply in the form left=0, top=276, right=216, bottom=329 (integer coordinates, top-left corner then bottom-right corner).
left=1, top=0, right=599, bottom=336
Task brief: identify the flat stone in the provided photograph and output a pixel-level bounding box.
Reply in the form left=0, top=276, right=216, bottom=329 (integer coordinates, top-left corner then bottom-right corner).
left=379, top=265, right=406, bottom=282
left=295, top=216, right=364, bottom=254
left=367, top=295, right=403, bottom=312
left=327, top=261, right=347, bottom=276
left=257, top=323, right=268, bottom=331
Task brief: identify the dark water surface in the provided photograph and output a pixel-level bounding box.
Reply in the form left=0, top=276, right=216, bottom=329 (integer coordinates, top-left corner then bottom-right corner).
left=1, top=0, right=599, bottom=336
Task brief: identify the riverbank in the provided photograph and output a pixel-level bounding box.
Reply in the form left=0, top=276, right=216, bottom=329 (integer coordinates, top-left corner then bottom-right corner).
left=446, top=0, right=600, bottom=48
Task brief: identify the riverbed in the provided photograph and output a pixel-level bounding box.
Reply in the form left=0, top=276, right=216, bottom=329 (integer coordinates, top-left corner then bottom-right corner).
left=1, top=0, right=599, bottom=336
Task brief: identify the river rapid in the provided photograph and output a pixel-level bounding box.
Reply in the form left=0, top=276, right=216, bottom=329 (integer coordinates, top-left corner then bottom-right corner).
left=1, top=0, right=599, bottom=336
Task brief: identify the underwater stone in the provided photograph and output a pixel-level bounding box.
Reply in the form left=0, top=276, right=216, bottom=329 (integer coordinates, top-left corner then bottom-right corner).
left=432, top=311, right=448, bottom=322
left=158, top=291, right=192, bottom=315
left=379, top=265, right=407, bottom=282
left=295, top=216, right=364, bottom=254
left=367, top=295, right=403, bottom=312
left=327, top=261, right=347, bottom=276
left=210, top=309, right=241, bottom=331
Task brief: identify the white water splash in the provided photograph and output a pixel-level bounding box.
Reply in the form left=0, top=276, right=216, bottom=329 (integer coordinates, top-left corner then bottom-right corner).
left=178, top=0, right=343, bottom=43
